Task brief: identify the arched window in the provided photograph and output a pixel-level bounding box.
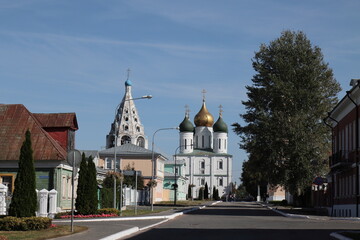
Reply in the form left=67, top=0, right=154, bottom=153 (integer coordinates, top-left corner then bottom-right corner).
left=121, top=135, right=131, bottom=145
left=136, top=126, right=140, bottom=132
left=137, top=137, right=145, bottom=147
left=124, top=125, right=129, bottom=131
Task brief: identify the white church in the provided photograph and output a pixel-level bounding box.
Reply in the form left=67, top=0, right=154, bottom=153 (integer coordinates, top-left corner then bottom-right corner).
left=174, top=94, right=233, bottom=199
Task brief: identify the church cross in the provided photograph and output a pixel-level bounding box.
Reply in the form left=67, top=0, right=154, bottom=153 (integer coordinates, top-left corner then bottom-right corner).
left=219, top=105, right=224, bottom=117
left=185, top=104, right=190, bottom=118
left=202, top=89, right=207, bottom=102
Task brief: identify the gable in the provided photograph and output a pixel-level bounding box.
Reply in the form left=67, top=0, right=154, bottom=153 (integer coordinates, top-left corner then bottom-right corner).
left=0, top=104, right=67, bottom=161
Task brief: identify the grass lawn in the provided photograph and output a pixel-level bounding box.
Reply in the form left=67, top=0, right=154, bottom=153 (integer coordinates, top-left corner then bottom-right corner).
left=0, top=225, right=87, bottom=240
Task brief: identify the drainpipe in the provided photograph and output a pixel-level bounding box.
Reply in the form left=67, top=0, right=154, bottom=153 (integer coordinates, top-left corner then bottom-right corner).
left=324, top=115, right=338, bottom=217
left=346, top=90, right=359, bottom=217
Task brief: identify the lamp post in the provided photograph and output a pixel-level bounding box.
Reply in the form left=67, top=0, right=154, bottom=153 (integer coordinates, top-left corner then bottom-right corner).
left=150, top=127, right=179, bottom=211
left=113, top=95, right=152, bottom=209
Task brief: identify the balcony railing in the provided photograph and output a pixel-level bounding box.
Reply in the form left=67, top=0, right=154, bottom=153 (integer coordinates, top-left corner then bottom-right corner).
left=329, top=150, right=356, bottom=168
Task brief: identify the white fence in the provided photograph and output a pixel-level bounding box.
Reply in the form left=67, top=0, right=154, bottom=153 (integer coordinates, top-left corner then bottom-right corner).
left=0, top=184, right=57, bottom=218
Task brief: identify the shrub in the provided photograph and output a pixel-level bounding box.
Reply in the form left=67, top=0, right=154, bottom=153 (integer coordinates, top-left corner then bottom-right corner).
left=54, top=211, right=72, bottom=219
left=0, top=216, right=51, bottom=231
left=97, top=208, right=120, bottom=216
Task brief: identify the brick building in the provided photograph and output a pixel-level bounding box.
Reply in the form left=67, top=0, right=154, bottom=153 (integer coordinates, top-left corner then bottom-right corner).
left=326, top=79, right=360, bottom=217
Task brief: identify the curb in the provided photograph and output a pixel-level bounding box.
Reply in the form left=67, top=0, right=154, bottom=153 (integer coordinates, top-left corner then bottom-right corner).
left=80, top=202, right=221, bottom=240
left=258, top=203, right=360, bottom=240
left=330, top=232, right=353, bottom=240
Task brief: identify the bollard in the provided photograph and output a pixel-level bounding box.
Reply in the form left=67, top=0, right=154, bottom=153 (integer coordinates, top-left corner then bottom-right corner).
left=48, top=189, right=57, bottom=218
left=39, top=189, right=49, bottom=217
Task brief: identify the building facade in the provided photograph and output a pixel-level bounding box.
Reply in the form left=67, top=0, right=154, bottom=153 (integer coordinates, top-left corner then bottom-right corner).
left=0, top=104, right=79, bottom=210
left=174, top=96, right=233, bottom=199
left=327, top=79, right=360, bottom=217
left=164, top=160, right=187, bottom=201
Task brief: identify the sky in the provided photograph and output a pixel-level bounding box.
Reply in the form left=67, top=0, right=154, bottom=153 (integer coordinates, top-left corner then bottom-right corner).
left=1, top=0, right=359, bottom=183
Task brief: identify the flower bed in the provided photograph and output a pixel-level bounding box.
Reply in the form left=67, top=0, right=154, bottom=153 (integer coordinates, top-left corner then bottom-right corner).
left=60, top=213, right=118, bottom=219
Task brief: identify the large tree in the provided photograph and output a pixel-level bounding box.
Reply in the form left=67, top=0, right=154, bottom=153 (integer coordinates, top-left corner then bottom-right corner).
left=9, top=130, right=37, bottom=217
left=233, top=30, right=341, bottom=196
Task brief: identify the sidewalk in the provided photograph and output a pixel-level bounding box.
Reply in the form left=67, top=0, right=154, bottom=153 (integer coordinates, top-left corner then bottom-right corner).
left=52, top=202, right=220, bottom=240
left=258, top=202, right=360, bottom=240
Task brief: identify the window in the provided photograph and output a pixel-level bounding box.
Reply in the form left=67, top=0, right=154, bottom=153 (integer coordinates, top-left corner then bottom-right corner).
left=137, top=137, right=145, bottom=147
left=202, top=136, right=204, bottom=148
left=219, top=160, right=223, bottom=169
left=201, top=178, right=205, bottom=185
left=219, top=139, right=221, bottom=149
left=200, top=161, right=205, bottom=169
left=185, top=139, right=187, bottom=149
left=175, top=167, right=179, bottom=174
left=136, top=126, right=140, bottom=132
left=121, top=135, right=131, bottom=145
left=62, top=176, right=67, bottom=198
left=219, top=178, right=223, bottom=186
left=106, top=158, right=112, bottom=169
left=0, top=174, right=14, bottom=195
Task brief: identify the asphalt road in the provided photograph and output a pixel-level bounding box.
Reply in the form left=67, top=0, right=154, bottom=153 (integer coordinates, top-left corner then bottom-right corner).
left=125, top=202, right=360, bottom=240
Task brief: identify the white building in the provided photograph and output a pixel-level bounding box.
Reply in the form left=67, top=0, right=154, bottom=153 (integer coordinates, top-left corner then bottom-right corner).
left=106, top=78, right=148, bottom=149
left=174, top=96, right=233, bottom=199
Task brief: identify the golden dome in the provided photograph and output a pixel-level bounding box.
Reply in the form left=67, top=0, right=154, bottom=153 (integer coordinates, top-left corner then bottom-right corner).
left=194, top=100, right=214, bottom=127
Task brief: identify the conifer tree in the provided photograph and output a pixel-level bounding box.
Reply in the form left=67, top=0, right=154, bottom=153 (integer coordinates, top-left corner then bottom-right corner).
left=187, top=184, right=192, bottom=199
left=9, top=130, right=37, bottom=217
left=87, top=156, right=98, bottom=214
left=204, top=182, right=209, bottom=199
left=75, top=153, right=88, bottom=214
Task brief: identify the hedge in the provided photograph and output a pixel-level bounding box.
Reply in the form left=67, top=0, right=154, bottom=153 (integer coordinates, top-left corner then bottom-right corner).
left=0, top=217, right=52, bottom=231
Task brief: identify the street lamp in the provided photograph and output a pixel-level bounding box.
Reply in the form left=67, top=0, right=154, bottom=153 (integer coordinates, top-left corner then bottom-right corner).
left=113, top=94, right=152, bottom=209
left=150, top=127, right=179, bottom=211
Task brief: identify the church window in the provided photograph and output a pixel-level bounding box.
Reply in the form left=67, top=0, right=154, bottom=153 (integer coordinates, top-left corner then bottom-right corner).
left=135, top=118, right=138, bottom=122
left=200, top=178, right=205, bottom=185
left=125, top=117, right=129, bottom=121
left=137, top=137, right=145, bottom=147
left=136, top=126, right=140, bottom=132
left=219, top=139, right=221, bottom=149
left=200, top=160, right=205, bottom=169
left=125, top=109, right=128, bottom=113
left=185, top=139, right=187, bottom=149
left=202, top=136, right=204, bottom=148
left=219, top=160, right=223, bottom=169
left=196, top=136, right=198, bottom=148
left=219, top=178, right=223, bottom=186
left=225, top=139, right=227, bottom=149
left=125, top=126, right=129, bottom=131
left=121, top=135, right=131, bottom=145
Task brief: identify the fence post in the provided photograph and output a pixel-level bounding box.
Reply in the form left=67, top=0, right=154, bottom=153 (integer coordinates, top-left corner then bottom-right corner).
left=0, top=184, right=8, bottom=215
left=39, top=189, right=49, bottom=217
left=48, top=189, right=57, bottom=218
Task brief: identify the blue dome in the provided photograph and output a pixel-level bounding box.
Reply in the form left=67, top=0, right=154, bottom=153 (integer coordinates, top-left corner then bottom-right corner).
left=125, top=79, right=132, bottom=86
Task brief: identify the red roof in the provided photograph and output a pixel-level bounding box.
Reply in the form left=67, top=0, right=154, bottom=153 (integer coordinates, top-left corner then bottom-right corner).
left=33, top=113, right=78, bottom=130
left=0, top=104, right=74, bottom=161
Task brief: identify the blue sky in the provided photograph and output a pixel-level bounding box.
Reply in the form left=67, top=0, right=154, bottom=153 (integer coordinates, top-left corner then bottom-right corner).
left=1, top=0, right=359, bottom=183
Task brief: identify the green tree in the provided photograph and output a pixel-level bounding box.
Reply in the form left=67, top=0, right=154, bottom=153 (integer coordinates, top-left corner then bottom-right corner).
left=233, top=30, right=341, bottom=196
left=75, top=153, right=88, bottom=214
left=9, top=130, right=37, bottom=217
left=123, top=164, right=144, bottom=190
left=87, top=156, right=98, bottom=214
left=204, top=182, right=209, bottom=199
